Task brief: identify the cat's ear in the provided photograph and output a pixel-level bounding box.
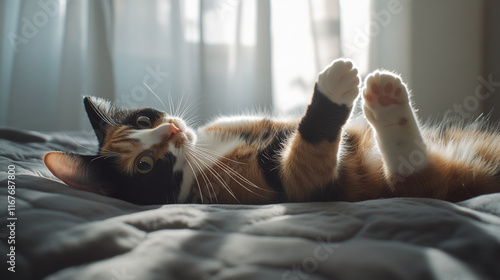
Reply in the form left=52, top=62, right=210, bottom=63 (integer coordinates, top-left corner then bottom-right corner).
left=83, top=96, right=114, bottom=146
left=44, top=151, right=113, bottom=196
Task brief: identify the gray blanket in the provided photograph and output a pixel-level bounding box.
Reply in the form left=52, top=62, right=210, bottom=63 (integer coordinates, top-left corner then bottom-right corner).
left=1, top=128, right=499, bottom=280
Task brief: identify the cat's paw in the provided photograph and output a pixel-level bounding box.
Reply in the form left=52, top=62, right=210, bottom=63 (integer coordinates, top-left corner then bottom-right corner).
left=362, top=71, right=412, bottom=127
left=317, top=59, right=360, bottom=107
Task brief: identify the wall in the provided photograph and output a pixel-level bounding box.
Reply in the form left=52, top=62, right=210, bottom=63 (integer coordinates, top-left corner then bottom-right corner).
left=367, top=0, right=486, bottom=123
left=410, top=0, right=484, bottom=122
left=484, top=0, right=500, bottom=121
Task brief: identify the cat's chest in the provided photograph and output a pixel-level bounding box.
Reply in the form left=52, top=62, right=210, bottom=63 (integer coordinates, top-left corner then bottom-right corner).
left=177, top=129, right=252, bottom=202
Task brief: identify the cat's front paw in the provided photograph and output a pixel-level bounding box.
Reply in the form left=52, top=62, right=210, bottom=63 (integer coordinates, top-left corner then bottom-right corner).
left=362, top=71, right=412, bottom=128
left=317, top=59, right=360, bottom=107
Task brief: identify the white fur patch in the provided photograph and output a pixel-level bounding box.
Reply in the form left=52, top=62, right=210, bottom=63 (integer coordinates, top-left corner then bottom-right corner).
left=316, top=59, right=360, bottom=106
left=178, top=165, right=196, bottom=203
left=128, top=126, right=165, bottom=149
left=362, top=71, right=429, bottom=177
left=210, top=115, right=264, bottom=128
left=363, top=145, right=383, bottom=174
left=377, top=129, right=429, bottom=176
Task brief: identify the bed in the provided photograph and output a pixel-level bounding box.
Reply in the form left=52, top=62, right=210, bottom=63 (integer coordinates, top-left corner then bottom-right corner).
left=1, top=127, right=500, bottom=280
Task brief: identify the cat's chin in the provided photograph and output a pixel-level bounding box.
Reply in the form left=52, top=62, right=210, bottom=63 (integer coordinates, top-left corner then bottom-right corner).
left=169, top=128, right=197, bottom=163
left=171, top=131, right=194, bottom=149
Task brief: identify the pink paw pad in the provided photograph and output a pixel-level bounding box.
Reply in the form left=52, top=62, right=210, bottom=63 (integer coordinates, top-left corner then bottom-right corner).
left=365, top=79, right=404, bottom=108
left=395, top=87, right=402, bottom=96
left=384, top=83, right=393, bottom=93
left=371, top=84, right=381, bottom=96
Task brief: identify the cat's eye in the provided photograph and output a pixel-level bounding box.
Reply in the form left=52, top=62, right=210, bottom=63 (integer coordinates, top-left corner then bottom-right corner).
left=136, top=116, right=152, bottom=129
left=137, top=155, right=154, bottom=174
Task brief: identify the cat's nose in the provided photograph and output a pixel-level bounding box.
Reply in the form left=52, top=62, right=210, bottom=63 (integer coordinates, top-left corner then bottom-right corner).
left=168, top=123, right=181, bottom=138
left=161, top=123, right=181, bottom=140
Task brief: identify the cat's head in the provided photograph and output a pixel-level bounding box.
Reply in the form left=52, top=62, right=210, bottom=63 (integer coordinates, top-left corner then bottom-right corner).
left=44, top=96, right=197, bottom=205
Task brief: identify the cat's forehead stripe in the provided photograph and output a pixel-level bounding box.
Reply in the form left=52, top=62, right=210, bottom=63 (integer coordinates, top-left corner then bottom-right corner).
left=129, top=129, right=160, bottom=150
left=128, top=124, right=174, bottom=150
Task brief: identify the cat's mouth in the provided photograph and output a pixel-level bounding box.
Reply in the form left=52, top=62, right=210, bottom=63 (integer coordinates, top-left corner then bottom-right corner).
left=167, top=120, right=196, bottom=148
left=170, top=120, right=196, bottom=142
left=170, top=128, right=189, bottom=149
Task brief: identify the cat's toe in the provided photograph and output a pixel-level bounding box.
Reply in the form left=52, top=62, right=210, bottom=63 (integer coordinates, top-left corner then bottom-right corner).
left=362, top=71, right=411, bottom=126
left=317, top=59, right=360, bottom=107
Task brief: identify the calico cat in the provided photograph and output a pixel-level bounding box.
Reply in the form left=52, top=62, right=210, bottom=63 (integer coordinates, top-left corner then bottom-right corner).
left=44, top=59, right=500, bottom=205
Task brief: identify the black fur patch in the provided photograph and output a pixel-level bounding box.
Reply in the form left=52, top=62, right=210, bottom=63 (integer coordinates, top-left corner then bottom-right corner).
left=84, top=97, right=113, bottom=147
left=81, top=152, right=182, bottom=205
left=241, top=129, right=272, bottom=144
left=258, top=130, right=289, bottom=203
left=298, top=85, right=351, bottom=144
left=117, top=153, right=181, bottom=205
left=241, top=132, right=254, bottom=143
left=343, top=131, right=358, bottom=154
left=170, top=171, right=184, bottom=203
left=309, top=169, right=345, bottom=202
left=495, top=169, right=500, bottom=180
left=84, top=97, right=166, bottom=148
left=123, top=108, right=165, bottom=129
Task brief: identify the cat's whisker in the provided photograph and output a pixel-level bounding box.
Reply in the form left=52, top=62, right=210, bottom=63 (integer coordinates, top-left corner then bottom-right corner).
left=188, top=151, right=241, bottom=203
left=184, top=154, right=204, bottom=204
left=188, top=147, right=246, bottom=178
left=90, top=153, right=119, bottom=162
left=143, top=82, right=168, bottom=112
left=186, top=149, right=240, bottom=204
left=186, top=147, right=271, bottom=198
left=187, top=119, right=202, bottom=127
left=173, top=89, right=189, bottom=118
left=187, top=151, right=217, bottom=202
left=210, top=160, right=270, bottom=199
left=189, top=149, right=249, bottom=179
left=91, top=148, right=122, bottom=162
left=184, top=119, right=202, bottom=131
left=182, top=114, right=201, bottom=129
left=187, top=152, right=218, bottom=204
left=62, top=133, right=98, bottom=153
left=194, top=146, right=247, bottom=165
left=166, top=91, right=201, bottom=129
left=166, top=88, right=175, bottom=116
left=178, top=97, right=201, bottom=121
left=187, top=152, right=228, bottom=204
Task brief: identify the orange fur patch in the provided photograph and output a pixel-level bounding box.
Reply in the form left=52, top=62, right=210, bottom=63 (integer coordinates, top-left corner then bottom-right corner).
left=280, top=134, right=340, bottom=202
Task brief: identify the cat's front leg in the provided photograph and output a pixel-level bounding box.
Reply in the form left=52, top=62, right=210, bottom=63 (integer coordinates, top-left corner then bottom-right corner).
left=362, top=71, right=428, bottom=185
left=280, top=59, right=360, bottom=202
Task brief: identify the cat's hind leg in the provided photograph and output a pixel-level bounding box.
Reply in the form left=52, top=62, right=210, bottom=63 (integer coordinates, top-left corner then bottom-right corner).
left=362, top=71, right=428, bottom=184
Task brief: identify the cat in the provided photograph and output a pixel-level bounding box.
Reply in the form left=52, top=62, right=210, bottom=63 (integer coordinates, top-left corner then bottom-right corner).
left=44, top=59, right=500, bottom=205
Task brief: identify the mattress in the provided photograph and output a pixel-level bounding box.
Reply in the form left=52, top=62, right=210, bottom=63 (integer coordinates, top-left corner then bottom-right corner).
left=1, top=127, right=499, bottom=280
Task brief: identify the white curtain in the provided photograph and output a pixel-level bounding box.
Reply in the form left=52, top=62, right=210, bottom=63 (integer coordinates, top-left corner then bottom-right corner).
left=0, top=0, right=344, bottom=132
left=2, top=0, right=491, bottom=132
left=0, top=0, right=115, bottom=131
